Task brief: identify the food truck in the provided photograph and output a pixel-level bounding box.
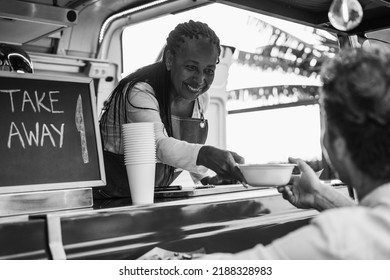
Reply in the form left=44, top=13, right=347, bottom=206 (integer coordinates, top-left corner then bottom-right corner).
left=0, top=0, right=389, bottom=259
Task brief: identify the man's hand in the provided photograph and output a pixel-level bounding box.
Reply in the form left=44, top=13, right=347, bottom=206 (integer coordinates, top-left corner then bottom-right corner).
left=277, top=157, right=323, bottom=209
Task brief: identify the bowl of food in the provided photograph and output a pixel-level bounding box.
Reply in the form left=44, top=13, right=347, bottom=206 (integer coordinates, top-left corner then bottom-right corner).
left=238, top=163, right=295, bottom=187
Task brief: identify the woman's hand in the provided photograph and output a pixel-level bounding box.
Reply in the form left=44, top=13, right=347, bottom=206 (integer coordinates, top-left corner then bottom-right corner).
left=197, top=145, right=246, bottom=184
left=277, top=157, right=323, bottom=209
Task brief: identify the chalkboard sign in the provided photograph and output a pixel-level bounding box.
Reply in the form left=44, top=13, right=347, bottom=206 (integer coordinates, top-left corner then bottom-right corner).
left=0, top=72, right=105, bottom=194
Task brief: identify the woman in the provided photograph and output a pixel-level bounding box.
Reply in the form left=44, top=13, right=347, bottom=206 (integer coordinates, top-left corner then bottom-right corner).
left=202, top=47, right=390, bottom=259
left=96, top=20, right=245, bottom=198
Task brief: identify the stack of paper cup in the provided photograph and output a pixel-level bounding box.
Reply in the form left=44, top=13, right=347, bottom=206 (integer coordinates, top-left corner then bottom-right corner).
left=122, top=122, right=156, bottom=205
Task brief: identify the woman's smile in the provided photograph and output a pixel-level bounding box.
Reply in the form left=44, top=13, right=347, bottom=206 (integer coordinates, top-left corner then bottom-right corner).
left=184, top=81, right=208, bottom=95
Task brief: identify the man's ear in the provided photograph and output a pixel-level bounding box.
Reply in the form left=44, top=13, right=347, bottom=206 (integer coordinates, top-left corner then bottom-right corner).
left=333, top=133, right=348, bottom=161
left=165, top=49, right=173, bottom=71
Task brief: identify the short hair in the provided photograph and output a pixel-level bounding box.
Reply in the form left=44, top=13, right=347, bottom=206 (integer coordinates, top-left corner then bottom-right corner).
left=320, top=47, right=390, bottom=179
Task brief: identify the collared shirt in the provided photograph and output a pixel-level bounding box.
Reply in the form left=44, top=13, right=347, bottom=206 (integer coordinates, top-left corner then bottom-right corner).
left=202, top=183, right=390, bottom=259
left=101, top=82, right=209, bottom=176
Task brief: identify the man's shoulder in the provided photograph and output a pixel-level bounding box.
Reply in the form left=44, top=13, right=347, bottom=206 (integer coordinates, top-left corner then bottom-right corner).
left=312, top=205, right=383, bottom=229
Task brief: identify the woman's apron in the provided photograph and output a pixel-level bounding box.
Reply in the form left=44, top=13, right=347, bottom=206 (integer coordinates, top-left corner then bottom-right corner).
left=94, top=113, right=208, bottom=199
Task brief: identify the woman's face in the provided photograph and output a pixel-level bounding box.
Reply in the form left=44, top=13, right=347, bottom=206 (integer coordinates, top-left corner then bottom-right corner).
left=166, top=37, right=219, bottom=100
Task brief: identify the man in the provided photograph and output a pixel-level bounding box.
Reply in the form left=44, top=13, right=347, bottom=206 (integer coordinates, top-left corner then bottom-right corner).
left=202, top=47, right=390, bottom=259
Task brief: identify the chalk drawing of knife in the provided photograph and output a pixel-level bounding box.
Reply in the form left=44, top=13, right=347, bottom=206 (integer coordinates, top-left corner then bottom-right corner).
left=75, top=94, right=89, bottom=163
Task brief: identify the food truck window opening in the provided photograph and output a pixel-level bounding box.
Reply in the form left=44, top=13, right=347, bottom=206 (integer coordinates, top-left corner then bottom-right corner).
left=121, top=3, right=338, bottom=178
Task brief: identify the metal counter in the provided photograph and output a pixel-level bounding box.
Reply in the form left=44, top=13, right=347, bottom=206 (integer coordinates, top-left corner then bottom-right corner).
left=0, top=186, right=350, bottom=260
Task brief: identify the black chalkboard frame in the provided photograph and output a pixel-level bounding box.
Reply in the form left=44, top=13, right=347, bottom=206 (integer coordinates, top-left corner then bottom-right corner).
left=0, top=71, right=106, bottom=194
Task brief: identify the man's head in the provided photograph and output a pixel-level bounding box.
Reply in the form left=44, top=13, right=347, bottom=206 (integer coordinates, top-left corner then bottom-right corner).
left=320, top=47, right=390, bottom=181
left=0, top=43, right=33, bottom=73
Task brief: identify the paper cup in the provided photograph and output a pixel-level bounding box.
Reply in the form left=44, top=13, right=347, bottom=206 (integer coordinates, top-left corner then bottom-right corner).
left=123, top=146, right=156, bottom=152
left=124, top=157, right=156, bottom=165
left=122, top=123, right=154, bottom=133
left=123, top=141, right=155, bottom=147
left=122, top=122, right=156, bottom=169
left=126, top=162, right=155, bottom=205
left=122, top=132, right=154, bottom=136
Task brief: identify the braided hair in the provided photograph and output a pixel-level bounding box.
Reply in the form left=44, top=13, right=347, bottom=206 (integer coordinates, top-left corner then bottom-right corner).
left=320, top=47, right=390, bottom=179
left=165, top=20, right=221, bottom=63
left=100, top=20, right=221, bottom=148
